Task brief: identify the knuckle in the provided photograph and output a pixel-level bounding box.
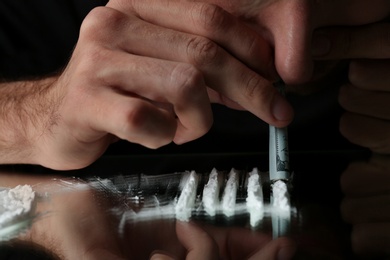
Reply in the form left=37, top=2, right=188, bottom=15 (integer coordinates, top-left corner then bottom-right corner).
left=122, top=103, right=149, bottom=133
left=186, top=36, right=220, bottom=67
left=196, top=3, right=229, bottom=32
left=124, top=102, right=174, bottom=148
left=243, top=73, right=266, bottom=100
left=81, top=7, right=125, bottom=41
left=170, top=64, right=205, bottom=99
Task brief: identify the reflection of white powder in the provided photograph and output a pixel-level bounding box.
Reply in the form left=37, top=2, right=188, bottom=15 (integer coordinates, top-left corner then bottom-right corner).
left=271, top=180, right=291, bottom=238
left=175, top=171, right=198, bottom=221
left=0, top=185, right=36, bottom=241
left=221, top=169, right=239, bottom=217
left=246, top=168, right=264, bottom=227
left=202, top=168, right=221, bottom=216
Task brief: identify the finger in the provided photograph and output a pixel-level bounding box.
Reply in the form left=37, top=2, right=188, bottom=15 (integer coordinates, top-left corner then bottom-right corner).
left=248, top=237, right=296, bottom=260
left=149, top=252, right=175, bottom=260
left=339, top=112, right=390, bottom=154
left=175, top=221, right=219, bottom=260
left=106, top=1, right=293, bottom=127
left=339, top=84, right=390, bottom=120
left=348, top=60, right=390, bottom=91
left=204, top=225, right=271, bottom=258
left=350, top=223, right=390, bottom=258
left=79, top=8, right=214, bottom=144
left=340, top=157, right=390, bottom=197
left=313, top=0, right=390, bottom=27
left=92, top=52, right=213, bottom=144
left=108, top=0, right=276, bottom=79
left=81, top=87, right=177, bottom=149
left=312, top=23, right=390, bottom=59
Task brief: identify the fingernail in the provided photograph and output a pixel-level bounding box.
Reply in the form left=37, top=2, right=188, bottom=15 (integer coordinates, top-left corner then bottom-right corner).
left=272, top=95, right=294, bottom=123
left=311, top=32, right=331, bottom=57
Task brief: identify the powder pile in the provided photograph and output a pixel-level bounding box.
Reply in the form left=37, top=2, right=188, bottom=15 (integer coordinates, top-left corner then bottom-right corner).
left=272, top=180, right=290, bottom=213
left=221, top=169, right=239, bottom=217
left=246, top=168, right=264, bottom=227
left=0, top=185, right=36, bottom=241
left=175, top=171, right=198, bottom=221
left=202, top=168, right=221, bottom=217
left=271, top=180, right=291, bottom=238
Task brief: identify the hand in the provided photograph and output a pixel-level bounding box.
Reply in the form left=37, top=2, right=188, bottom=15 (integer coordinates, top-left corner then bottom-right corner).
left=27, top=0, right=296, bottom=170
left=311, top=21, right=390, bottom=153
left=205, top=0, right=390, bottom=86
left=341, top=154, right=390, bottom=258
left=149, top=221, right=296, bottom=260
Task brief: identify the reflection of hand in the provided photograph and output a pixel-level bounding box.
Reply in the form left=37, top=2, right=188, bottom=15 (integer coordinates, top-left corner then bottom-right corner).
left=17, top=176, right=296, bottom=260
left=150, top=221, right=296, bottom=260
left=341, top=154, right=390, bottom=257
left=311, top=22, right=390, bottom=153
left=23, top=181, right=125, bottom=260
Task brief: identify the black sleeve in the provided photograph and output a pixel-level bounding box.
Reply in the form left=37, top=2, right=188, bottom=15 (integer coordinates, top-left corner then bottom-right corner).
left=0, top=0, right=107, bottom=80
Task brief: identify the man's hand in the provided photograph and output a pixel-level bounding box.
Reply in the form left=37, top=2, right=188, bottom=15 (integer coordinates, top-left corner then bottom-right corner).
left=0, top=0, right=294, bottom=170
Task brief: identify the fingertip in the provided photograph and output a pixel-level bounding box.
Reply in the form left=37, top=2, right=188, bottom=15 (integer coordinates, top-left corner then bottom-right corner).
left=271, top=95, right=294, bottom=126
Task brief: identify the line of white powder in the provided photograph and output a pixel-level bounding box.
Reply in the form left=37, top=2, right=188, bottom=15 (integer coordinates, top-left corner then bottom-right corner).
left=175, top=171, right=198, bottom=221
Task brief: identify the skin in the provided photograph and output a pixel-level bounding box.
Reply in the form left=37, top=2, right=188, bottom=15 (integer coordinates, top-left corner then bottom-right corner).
left=1, top=0, right=390, bottom=257
left=1, top=0, right=389, bottom=170
left=0, top=0, right=292, bottom=170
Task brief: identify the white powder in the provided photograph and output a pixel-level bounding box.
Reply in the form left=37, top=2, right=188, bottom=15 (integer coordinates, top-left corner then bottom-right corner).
left=271, top=180, right=291, bottom=238
left=202, top=168, right=221, bottom=217
left=272, top=180, right=290, bottom=213
left=175, top=171, right=198, bottom=221
left=246, top=168, right=264, bottom=227
left=221, top=169, right=239, bottom=217
left=0, top=185, right=36, bottom=241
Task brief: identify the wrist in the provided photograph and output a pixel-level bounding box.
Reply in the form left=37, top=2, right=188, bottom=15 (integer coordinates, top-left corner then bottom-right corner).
left=0, top=77, right=60, bottom=165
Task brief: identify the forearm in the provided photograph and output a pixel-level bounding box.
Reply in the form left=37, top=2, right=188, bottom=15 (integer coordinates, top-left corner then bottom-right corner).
left=0, top=77, right=60, bottom=164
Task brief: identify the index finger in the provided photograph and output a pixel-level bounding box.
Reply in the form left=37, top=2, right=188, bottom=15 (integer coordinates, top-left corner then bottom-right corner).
left=108, top=0, right=276, bottom=78
left=312, top=23, right=390, bottom=59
